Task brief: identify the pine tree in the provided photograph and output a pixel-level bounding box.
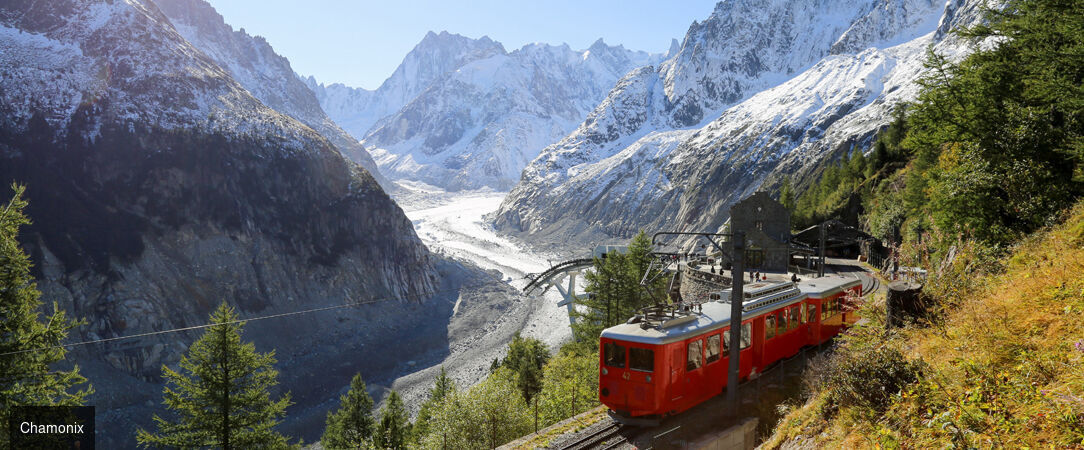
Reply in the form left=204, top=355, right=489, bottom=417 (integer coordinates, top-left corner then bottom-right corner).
left=136, top=303, right=293, bottom=449
left=779, top=177, right=796, bottom=212
left=571, top=231, right=667, bottom=347
left=901, top=0, right=1084, bottom=246
left=412, top=367, right=456, bottom=444
left=373, top=391, right=410, bottom=449
left=322, top=373, right=375, bottom=449
left=0, top=184, right=92, bottom=447
left=502, top=333, right=550, bottom=402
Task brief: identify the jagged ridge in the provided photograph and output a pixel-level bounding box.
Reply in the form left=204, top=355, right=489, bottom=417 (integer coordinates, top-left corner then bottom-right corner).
left=492, top=0, right=985, bottom=243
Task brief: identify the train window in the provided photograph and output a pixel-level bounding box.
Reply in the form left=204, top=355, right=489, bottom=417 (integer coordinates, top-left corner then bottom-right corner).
left=789, top=306, right=801, bottom=330
left=706, top=334, right=721, bottom=363
left=629, top=348, right=654, bottom=372
left=687, top=340, right=703, bottom=371
left=799, top=304, right=807, bottom=324
left=604, top=342, right=626, bottom=368
left=779, top=311, right=789, bottom=332
left=765, top=315, right=777, bottom=339
left=722, top=329, right=731, bottom=351
left=808, top=303, right=818, bottom=322
left=741, top=323, right=751, bottom=349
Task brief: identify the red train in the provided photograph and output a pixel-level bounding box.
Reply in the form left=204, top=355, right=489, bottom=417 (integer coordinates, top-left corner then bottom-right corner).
left=598, top=275, right=861, bottom=422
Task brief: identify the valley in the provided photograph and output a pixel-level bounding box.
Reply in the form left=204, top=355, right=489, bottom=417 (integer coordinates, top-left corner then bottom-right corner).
left=377, top=183, right=576, bottom=416
left=3, top=0, right=1079, bottom=447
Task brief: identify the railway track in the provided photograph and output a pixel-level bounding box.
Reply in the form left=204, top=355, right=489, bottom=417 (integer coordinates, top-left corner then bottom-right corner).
left=558, top=421, right=626, bottom=450
left=860, top=272, right=880, bottom=297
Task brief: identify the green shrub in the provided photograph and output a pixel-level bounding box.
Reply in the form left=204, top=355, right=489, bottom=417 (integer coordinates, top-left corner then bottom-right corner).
left=822, top=345, right=926, bottom=417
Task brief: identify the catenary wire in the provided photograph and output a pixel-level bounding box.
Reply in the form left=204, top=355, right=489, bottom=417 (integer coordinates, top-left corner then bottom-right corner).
left=1, top=273, right=538, bottom=357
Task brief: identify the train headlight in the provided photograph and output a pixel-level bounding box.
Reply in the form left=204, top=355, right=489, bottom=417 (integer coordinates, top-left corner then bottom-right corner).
left=602, top=368, right=608, bottom=376
left=646, top=375, right=651, bottom=382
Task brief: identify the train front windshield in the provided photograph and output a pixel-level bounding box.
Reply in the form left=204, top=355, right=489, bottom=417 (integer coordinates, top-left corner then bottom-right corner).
left=629, top=348, right=654, bottom=372
left=604, top=342, right=626, bottom=368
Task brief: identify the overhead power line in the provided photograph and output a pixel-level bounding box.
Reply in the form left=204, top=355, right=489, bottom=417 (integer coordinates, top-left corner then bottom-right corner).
left=1, top=275, right=531, bottom=358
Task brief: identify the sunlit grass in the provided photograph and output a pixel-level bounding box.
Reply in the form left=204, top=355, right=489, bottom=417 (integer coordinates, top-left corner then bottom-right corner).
left=763, top=200, right=1084, bottom=448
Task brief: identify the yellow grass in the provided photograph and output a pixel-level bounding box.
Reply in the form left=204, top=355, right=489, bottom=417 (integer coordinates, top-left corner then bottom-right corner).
left=764, top=201, right=1084, bottom=449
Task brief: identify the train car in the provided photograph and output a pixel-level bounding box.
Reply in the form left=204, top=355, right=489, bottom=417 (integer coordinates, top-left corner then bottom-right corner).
left=598, top=274, right=861, bottom=422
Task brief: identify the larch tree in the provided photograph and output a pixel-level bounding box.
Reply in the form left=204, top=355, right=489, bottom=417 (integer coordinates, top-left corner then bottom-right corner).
left=411, top=366, right=455, bottom=444
left=136, top=303, right=293, bottom=449
left=779, top=177, right=796, bottom=213
left=903, top=0, right=1084, bottom=246
left=501, top=333, right=550, bottom=403
left=572, top=231, right=667, bottom=347
left=322, top=372, right=376, bottom=449
left=0, top=184, right=92, bottom=447
left=373, top=390, right=409, bottom=449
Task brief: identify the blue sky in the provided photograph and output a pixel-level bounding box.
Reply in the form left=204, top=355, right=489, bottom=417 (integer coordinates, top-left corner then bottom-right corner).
left=205, top=0, right=719, bottom=90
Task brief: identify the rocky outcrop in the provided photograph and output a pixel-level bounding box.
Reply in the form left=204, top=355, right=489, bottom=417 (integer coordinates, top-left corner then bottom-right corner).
left=152, top=0, right=391, bottom=190
left=1, top=0, right=436, bottom=446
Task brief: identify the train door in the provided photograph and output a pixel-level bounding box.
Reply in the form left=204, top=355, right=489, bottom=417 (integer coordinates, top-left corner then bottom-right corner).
left=737, top=322, right=754, bottom=379
left=786, top=305, right=802, bottom=354
left=669, top=344, right=684, bottom=404
left=750, top=318, right=764, bottom=374
left=722, top=323, right=753, bottom=381
left=703, top=333, right=724, bottom=394
left=718, top=327, right=731, bottom=390
left=685, top=338, right=707, bottom=403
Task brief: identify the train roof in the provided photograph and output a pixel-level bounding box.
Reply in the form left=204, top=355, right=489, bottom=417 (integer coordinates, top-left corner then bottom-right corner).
left=600, top=274, right=860, bottom=345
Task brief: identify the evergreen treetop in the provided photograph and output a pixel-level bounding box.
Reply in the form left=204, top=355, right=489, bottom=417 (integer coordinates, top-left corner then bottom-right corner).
left=136, top=303, right=293, bottom=449
left=501, top=333, right=550, bottom=403
left=374, top=390, right=410, bottom=450
left=322, top=372, right=375, bottom=449
left=411, top=366, right=456, bottom=445
left=572, top=231, right=668, bottom=348
left=0, top=184, right=92, bottom=447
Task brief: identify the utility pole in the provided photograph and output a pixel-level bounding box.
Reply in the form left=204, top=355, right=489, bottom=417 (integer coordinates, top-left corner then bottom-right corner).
left=726, top=230, right=744, bottom=417
left=818, top=222, right=826, bottom=278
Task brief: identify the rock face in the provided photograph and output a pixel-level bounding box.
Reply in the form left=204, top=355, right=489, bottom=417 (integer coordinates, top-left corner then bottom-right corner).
left=307, top=32, right=663, bottom=190
left=0, top=0, right=436, bottom=445
left=152, top=0, right=391, bottom=189
left=492, top=0, right=988, bottom=244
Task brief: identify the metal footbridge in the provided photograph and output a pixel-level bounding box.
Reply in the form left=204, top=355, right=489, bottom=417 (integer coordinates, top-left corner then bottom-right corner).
left=522, top=258, right=594, bottom=295
left=522, top=257, right=596, bottom=325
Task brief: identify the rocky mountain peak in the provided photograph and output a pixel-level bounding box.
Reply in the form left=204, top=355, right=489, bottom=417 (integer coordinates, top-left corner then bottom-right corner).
left=354, top=34, right=663, bottom=191
left=154, top=0, right=391, bottom=188
left=493, top=0, right=982, bottom=246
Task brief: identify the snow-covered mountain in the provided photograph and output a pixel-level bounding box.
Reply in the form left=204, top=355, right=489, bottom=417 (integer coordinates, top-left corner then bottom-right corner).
left=305, top=31, right=508, bottom=141
left=307, top=33, right=664, bottom=190
left=152, top=0, right=390, bottom=189
left=0, top=0, right=435, bottom=445
left=492, top=0, right=988, bottom=243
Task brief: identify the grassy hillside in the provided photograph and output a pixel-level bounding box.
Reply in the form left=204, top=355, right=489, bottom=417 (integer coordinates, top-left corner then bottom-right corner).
left=764, top=200, right=1084, bottom=448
